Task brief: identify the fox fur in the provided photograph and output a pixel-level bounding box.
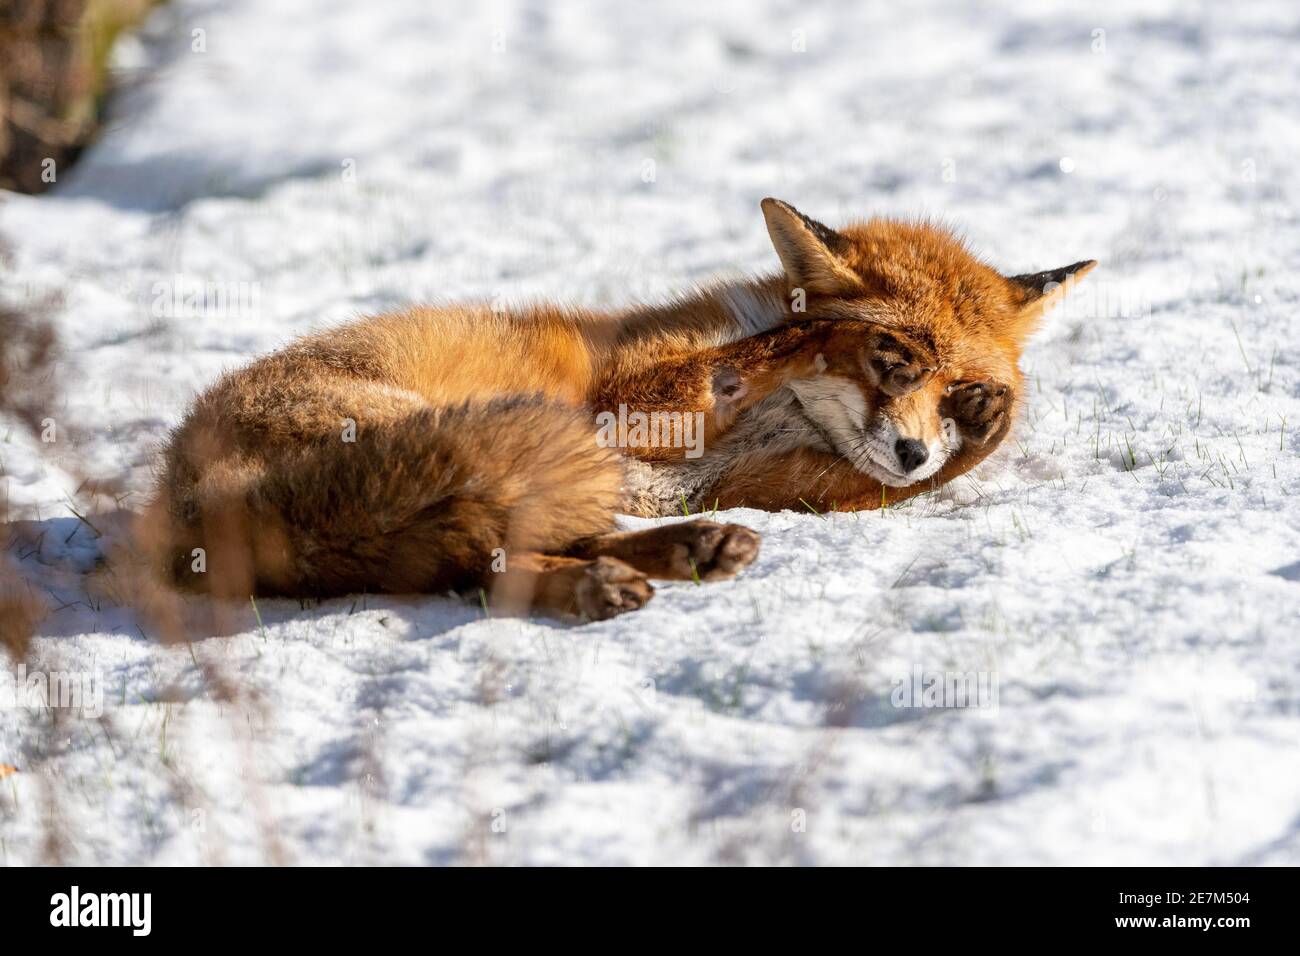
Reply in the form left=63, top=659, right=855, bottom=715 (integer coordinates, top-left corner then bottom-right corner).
left=144, top=198, right=1094, bottom=620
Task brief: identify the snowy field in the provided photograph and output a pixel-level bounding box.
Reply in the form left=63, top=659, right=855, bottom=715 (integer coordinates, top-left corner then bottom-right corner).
left=2, top=0, right=1299, bottom=865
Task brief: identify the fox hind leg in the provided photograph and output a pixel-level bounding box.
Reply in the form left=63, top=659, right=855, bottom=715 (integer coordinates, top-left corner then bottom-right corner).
left=492, top=552, right=654, bottom=621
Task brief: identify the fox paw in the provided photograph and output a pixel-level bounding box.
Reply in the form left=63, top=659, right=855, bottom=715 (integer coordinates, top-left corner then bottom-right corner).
left=943, top=380, right=1011, bottom=445
left=574, top=557, right=655, bottom=621
left=854, top=326, right=939, bottom=396
left=663, top=519, right=761, bottom=581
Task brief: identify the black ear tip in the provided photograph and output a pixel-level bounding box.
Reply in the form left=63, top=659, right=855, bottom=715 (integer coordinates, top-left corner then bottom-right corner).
left=1067, top=260, right=1099, bottom=281
left=1009, top=258, right=1098, bottom=295
left=1052, top=260, right=1098, bottom=278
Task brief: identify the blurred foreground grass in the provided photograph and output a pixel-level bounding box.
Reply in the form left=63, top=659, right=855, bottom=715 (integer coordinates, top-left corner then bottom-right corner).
left=0, top=0, right=159, bottom=193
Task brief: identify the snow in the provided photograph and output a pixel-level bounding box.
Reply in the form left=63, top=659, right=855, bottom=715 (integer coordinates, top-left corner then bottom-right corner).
left=2, top=0, right=1299, bottom=865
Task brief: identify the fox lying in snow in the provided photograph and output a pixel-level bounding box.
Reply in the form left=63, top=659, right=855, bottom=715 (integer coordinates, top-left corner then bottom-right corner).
left=146, top=198, right=1094, bottom=620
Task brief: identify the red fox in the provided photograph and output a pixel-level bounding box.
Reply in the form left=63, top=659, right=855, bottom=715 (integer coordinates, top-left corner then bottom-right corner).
left=145, top=199, right=1094, bottom=620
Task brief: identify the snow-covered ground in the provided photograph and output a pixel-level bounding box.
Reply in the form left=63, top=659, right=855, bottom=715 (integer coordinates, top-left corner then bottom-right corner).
left=2, top=0, right=1299, bottom=865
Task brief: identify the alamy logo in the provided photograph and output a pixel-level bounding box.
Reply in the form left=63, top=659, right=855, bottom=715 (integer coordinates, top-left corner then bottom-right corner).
left=151, top=274, right=261, bottom=319
left=890, top=666, right=999, bottom=716
left=50, top=886, right=151, bottom=936
left=0, top=665, right=103, bottom=718
left=595, top=404, right=706, bottom=459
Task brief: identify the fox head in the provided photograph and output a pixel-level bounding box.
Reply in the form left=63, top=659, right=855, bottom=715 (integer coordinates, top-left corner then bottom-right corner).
left=761, top=197, right=1096, bottom=487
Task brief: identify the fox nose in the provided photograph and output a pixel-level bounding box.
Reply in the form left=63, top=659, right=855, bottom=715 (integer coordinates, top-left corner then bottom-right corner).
left=895, top=438, right=929, bottom=474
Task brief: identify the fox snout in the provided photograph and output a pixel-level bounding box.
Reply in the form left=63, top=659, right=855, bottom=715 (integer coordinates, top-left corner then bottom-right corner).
left=894, top=438, right=929, bottom=474
left=862, top=415, right=953, bottom=485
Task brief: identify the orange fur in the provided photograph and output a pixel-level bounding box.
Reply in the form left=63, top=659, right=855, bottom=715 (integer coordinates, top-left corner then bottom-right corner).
left=145, top=198, right=1094, bottom=619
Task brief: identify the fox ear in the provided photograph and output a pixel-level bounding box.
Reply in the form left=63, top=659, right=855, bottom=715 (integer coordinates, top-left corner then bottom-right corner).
left=1007, top=259, right=1097, bottom=323
left=761, top=198, right=863, bottom=296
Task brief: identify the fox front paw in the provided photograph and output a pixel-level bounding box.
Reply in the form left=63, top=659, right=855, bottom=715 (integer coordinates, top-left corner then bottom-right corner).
left=942, top=380, right=1011, bottom=445
left=664, top=519, right=761, bottom=581
left=823, top=324, right=938, bottom=396
left=569, top=519, right=762, bottom=582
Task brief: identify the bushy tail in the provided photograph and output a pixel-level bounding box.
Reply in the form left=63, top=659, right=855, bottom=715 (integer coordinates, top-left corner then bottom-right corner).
left=146, top=396, right=625, bottom=599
